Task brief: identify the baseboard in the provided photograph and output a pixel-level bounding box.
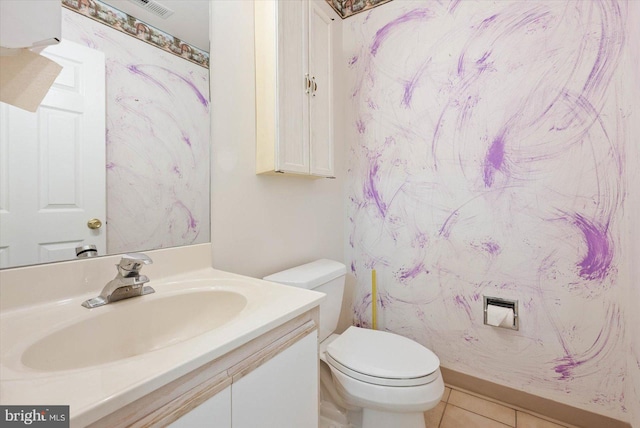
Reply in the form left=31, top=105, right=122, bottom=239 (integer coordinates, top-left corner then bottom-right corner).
left=441, top=367, right=631, bottom=428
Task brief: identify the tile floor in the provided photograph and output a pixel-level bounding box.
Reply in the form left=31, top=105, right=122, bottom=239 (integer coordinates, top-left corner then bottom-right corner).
left=424, top=386, right=576, bottom=428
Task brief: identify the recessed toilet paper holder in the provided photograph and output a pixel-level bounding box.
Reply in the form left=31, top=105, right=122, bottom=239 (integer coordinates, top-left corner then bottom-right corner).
left=483, top=296, right=519, bottom=330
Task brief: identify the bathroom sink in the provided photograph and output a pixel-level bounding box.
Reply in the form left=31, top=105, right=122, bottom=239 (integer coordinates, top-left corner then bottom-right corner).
left=20, top=289, right=247, bottom=371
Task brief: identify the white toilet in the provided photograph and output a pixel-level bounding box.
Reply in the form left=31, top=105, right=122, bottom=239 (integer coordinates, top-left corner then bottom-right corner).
left=264, top=259, right=444, bottom=428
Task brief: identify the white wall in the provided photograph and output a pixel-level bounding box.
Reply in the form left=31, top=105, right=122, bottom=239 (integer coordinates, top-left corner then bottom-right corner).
left=625, top=5, right=640, bottom=426
left=209, top=1, right=345, bottom=279
left=343, top=0, right=636, bottom=421
left=209, top=2, right=639, bottom=424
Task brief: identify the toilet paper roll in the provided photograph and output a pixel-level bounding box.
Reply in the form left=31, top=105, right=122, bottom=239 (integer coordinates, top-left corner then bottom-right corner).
left=486, top=305, right=514, bottom=328
left=499, top=307, right=515, bottom=328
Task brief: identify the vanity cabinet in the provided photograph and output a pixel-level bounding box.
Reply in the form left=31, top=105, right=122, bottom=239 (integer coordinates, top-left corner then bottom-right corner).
left=88, top=310, right=319, bottom=428
left=255, top=0, right=336, bottom=178
left=167, top=333, right=317, bottom=428
left=232, top=332, right=318, bottom=428
left=168, top=386, right=231, bottom=428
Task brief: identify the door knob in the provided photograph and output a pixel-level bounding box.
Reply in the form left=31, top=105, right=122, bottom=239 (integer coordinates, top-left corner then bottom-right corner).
left=87, top=218, right=103, bottom=230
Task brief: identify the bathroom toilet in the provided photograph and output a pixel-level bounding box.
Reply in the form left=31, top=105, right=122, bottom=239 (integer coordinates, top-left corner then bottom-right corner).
left=264, top=259, right=444, bottom=428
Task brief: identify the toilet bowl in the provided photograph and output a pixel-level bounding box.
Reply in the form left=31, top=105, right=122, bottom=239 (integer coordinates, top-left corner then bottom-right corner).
left=264, top=260, right=444, bottom=428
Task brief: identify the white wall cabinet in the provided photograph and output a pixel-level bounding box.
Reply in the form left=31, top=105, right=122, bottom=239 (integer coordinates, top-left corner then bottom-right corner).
left=256, top=0, right=336, bottom=178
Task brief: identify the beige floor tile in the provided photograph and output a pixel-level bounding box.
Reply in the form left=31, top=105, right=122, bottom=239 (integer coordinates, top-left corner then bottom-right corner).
left=448, top=390, right=516, bottom=426
left=424, top=400, right=446, bottom=427
left=517, top=412, right=567, bottom=428
left=442, top=386, right=452, bottom=402
left=441, top=404, right=512, bottom=428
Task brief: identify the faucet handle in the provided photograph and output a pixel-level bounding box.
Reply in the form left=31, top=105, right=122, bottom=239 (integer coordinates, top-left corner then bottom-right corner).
left=118, top=252, right=153, bottom=275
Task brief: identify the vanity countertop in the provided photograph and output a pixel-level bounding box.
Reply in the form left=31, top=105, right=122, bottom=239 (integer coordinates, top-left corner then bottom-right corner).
left=0, top=266, right=324, bottom=426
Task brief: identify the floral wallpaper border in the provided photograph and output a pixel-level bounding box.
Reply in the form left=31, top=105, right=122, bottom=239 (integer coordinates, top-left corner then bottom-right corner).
left=61, top=0, right=209, bottom=68
left=326, top=0, right=393, bottom=19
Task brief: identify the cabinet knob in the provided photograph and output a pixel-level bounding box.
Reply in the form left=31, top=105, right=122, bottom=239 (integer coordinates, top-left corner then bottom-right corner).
left=305, top=74, right=311, bottom=94
left=312, top=76, right=317, bottom=97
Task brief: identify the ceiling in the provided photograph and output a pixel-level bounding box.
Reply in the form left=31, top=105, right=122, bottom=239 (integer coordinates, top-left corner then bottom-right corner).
left=101, top=0, right=209, bottom=51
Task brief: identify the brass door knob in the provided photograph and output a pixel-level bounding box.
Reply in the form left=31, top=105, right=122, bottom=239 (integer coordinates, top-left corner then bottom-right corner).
left=87, top=218, right=103, bottom=230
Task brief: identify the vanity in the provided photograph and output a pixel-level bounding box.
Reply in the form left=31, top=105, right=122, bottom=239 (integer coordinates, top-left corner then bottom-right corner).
left=0, top=244, right=324, bottom=427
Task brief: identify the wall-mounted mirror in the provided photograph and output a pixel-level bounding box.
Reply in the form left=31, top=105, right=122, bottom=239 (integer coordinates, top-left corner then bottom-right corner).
left=0, top=0, right=211, bottom=269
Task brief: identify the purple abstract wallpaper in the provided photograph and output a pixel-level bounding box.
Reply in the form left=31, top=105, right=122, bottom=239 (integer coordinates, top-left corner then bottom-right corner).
left=61, top=9, right=210, bottom=254
left=345, top=0, right=638, bottom=419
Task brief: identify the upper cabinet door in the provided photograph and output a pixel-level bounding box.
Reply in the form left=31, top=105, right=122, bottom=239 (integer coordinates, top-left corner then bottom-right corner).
left=308, top=0, right=334, bottom=178
left=254, top=0, right=336, bottom=178
left=276, top=0, right=310, bottom=175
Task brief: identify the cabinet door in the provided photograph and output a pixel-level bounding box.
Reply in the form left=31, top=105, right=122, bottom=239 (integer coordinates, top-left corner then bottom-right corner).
left=232, top=332, right=319, bottom=428
left=168, top=385, right=231, bottom=428
left=276, top=0, right=310, bottom=174
left=308, top=0, right=334, bottom=177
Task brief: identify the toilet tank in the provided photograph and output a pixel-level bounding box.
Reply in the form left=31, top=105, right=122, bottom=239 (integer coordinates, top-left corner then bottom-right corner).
left=263, top=259, right=346, bottom=342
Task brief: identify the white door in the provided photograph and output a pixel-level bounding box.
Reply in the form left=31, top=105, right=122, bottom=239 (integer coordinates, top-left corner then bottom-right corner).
left=0, top=40, right=106, bottom=268
left=309, top=0, right=334, bottom=178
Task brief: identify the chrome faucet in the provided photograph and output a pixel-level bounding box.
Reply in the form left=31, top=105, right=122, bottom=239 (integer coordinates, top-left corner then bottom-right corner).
left=81, top=253, right=154, bottom=308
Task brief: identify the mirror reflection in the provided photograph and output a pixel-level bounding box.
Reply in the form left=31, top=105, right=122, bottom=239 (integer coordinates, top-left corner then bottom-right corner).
left=0, top=1, right=211, bottom=269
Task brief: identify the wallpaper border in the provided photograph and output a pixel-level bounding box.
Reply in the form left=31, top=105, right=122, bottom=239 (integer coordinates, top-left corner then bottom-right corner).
left=326, top=0, right=394, bottom=19
left=61, top=0, right=209, bottom=69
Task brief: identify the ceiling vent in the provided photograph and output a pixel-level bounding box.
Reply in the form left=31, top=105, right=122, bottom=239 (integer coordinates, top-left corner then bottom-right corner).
left=126, top=0, right=174, bottom=19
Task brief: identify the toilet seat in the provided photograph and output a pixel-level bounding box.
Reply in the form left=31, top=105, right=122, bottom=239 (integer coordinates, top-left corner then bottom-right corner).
left=325, top=326, right=440, bottom=387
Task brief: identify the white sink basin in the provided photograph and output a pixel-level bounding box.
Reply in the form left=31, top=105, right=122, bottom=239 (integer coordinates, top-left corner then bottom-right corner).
left=21, top=289, right=247, bottom=371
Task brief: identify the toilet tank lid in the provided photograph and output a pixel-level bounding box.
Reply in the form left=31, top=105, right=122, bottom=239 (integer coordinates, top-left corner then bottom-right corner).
left=263, top=259, right=346, bottom=290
